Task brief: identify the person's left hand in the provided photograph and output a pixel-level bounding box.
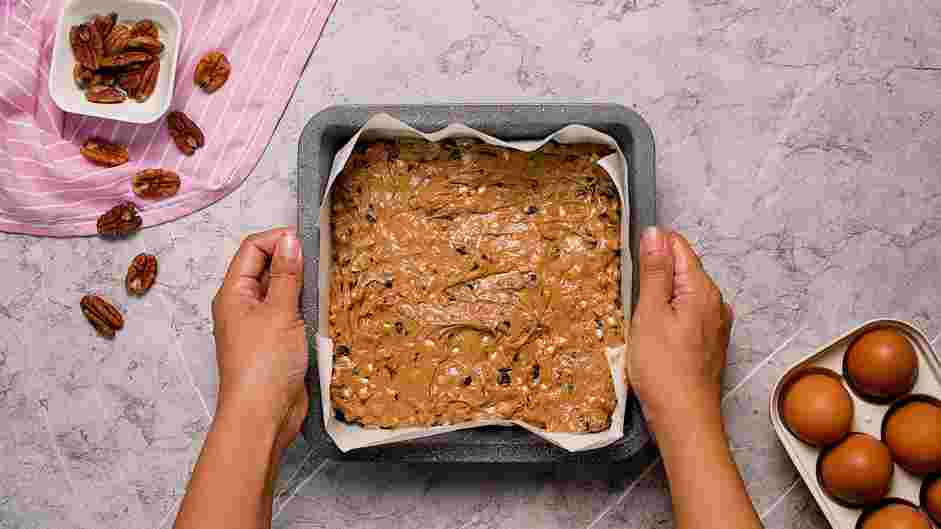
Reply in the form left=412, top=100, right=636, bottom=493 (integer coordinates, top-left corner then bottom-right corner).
left=211, top=227, right=308, bottom=452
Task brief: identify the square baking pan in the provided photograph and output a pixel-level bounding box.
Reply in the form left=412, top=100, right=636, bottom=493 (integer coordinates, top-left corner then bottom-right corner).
left=297, top=104, right=657, bottom=463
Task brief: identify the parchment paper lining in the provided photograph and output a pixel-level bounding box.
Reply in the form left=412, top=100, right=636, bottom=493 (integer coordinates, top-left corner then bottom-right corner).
left=316, top=114, right=631, bottom=452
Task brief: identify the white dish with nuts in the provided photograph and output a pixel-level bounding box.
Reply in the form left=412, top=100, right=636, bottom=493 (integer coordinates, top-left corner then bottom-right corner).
left=49, top=0, right=181, bottom=124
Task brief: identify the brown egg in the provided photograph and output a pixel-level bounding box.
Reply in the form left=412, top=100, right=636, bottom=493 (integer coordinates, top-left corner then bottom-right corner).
left=819, top=433, right=894, bottom=506
left=883, top=400, right=941, bottom=475
left=860, top=504, right=932, bottom=529
left=782, top=371, right=854, bottom=446
left=923, top=477, right=941, bottom=525
left=845, top=329, right=918, bottom=401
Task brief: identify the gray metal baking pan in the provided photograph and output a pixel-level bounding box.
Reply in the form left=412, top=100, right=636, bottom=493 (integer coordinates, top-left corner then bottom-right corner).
left=297, top=104, right=657, bottom=463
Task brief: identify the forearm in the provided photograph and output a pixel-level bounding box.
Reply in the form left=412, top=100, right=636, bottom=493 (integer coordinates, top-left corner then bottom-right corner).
left=651, top=394, right=763, bottom=529
left=173, top=406, right=283, bottom=529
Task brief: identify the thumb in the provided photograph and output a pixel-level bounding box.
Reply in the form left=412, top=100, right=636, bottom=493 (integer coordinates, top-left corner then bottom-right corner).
left=636, top=226, right=675, bottom=314
left=669, top=232, right=711, bottom=310
left=266, top=232, right=303, bottom=312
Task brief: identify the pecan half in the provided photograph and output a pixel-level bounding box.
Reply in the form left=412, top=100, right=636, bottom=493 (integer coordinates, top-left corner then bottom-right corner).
left=125, top=36, right=164, bottom=55
left=69, top=23, right=101, bottom=70
left=93, top=13, right=117, bottom=39
left=134, top=60, right=160, bottom=102
left=104, top=24, right=131, bottom=56
left=73, top=64, right=95, bottom=87
left=132, top=169, right=180, bottom=199
left=86, top=85, right=126, bottom=103
left=81, top=138, right=129, bottom=167
left=167, top=111, right=205, bottom=156
left=99, top=51, right=153, bottom=69
left=116, top=68, right=143, bottom=96
left=93, top=71, right=117, bottom=87
left=125, top=253, right=158, bottom=296
left=75, top=64, right=115, bottom=88
left=194, top=52, right=231, bottom=93
left=97, top=202, right=142, bottom=238
left=131, top=19, right=158, bottom=39
left=80, top=295, right=124, bottom=338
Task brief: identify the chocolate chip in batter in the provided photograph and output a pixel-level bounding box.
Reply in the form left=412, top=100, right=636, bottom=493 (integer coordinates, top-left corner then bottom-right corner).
left=336, top=344, right=351, bottom=356
left=498, top=368, right=512, bottom=385
left=463, top=376, right=472, bottom=386
left=525, top=205, right=538, bottom=215
left=394, top=321, right=404, bottom=335
left=532, top=364, right=540, bottom=381
left=447, top=146, right=462, bottom=160
left=366, top=205, right=377, bottom=223
left=456, top=246, right=468, bottom=255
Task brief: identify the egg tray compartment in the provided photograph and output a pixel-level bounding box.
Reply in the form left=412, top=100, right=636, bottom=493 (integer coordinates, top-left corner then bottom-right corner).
left=770, top=319, right=941, bottom=529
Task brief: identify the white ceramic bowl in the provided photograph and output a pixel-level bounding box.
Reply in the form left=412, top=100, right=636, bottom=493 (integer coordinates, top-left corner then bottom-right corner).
left=49, top=0, right=181, bottom=124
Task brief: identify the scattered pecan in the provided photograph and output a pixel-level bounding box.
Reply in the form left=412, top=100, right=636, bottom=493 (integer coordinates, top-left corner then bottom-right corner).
left=104, top=23, right=131, bottom=56
left=194, top=52, right=230, bottom=93
left=99, top=51, right=153, bottom=69
left=131, top=19, right=158, bottom=39
left=80, top=295, right=124, bottom=338
left=80, top=138, right=129, bottom=167
left=97, top=201, right=142, bottom=238
left=134, top=60, right=160, bottom=102
left=93, top=13, right=117, bottom=39
left=125, top=253, right=158, bottom=296
left=125, top=36, right=164, bottom=55
left=167, top=111, right=205, bottom=156
left=85, top=85, right=126, bottom=103
left=132, top=169, right=180, bottom=199
left=69, top=23, right=101, bottom=70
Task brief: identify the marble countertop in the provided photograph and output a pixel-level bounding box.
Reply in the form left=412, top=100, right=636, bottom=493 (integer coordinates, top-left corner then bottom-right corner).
left=3, top=1, right=940, bottom=528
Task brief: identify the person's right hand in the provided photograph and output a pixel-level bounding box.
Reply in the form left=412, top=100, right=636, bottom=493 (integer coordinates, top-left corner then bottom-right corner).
left=627, top=227, right=734, bottom=432
left=211, top=228, right=308, bottom=453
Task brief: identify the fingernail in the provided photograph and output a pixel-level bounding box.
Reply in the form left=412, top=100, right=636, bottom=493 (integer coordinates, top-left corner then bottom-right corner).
left=641, top=226, right=667, bottom=255
left=278, top=233, right=300, bottom=260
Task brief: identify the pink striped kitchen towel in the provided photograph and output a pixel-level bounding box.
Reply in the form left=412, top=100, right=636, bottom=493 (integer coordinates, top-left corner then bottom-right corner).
left=0, top=0, right=337, bottom=236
